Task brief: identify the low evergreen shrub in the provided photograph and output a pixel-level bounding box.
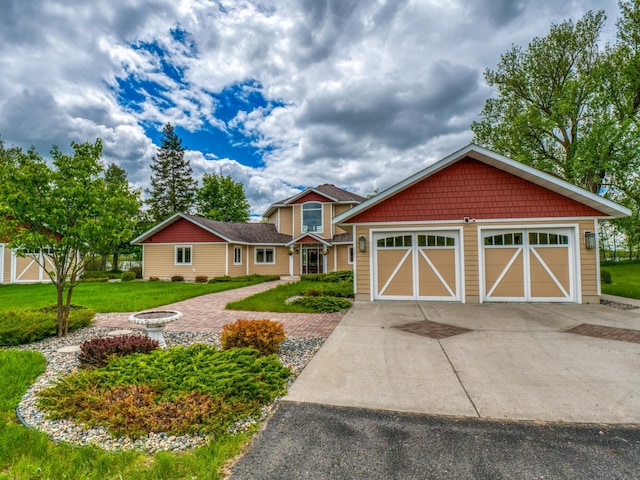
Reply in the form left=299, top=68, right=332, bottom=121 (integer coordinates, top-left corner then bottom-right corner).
left=0, top=305, right=95, bottom=346
left=81, top=277, right=109, bottom=283
left=290, top=296, right=352, bottom=313
left=171, top=275, right=184, bottom=282
left=81, top=270, right=120, bottom=280
left=78, top=334, right=159, bottom=369
left=120, top=271, right=136, bottom=282
left=195, top=275, right=209, bottom=283
left=221, top=319, right=286, bottom=355
left=601, top=269, right=612, bottom=284
left=128, top=265, right=143, bottom=279
left=209, top=275, right=232, bottom=283
left=38, top=344, right=290, bottom=438
left=301, top=270, right=353, bottom=283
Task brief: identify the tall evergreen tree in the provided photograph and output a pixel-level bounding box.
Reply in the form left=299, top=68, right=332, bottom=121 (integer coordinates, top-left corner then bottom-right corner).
left=196, top=173, right=251, bottom=222
left=145, top=123, right=197, bottom=222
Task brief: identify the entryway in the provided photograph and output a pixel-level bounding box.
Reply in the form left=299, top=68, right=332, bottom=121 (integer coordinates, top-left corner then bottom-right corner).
left=302, top=246, right=324, bottom=274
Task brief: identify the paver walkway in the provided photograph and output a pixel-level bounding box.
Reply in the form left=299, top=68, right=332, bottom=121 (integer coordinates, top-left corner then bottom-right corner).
left=94, top=279, right=343, bottom=338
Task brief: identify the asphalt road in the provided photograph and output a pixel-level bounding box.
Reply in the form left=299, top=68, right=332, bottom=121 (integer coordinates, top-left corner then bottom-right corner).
left=230, top=402, right=640, bottom=480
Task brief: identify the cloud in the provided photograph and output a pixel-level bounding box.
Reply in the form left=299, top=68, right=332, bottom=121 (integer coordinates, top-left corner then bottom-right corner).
left=0, top=0, right=621, bottom=216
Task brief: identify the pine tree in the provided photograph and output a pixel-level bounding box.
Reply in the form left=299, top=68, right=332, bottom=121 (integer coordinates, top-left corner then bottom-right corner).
left=145, top=123, right=197, bottom=222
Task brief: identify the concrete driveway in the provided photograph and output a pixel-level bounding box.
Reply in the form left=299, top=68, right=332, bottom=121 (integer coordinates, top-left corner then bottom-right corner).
left=285, top=301, right=640, bottom=424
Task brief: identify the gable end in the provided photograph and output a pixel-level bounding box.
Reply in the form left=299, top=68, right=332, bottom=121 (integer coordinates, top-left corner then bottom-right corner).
left=142, top=218, right=226, bottom=243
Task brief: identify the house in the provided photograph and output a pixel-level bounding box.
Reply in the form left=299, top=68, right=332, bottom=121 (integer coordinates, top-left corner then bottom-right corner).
left=132, top=184, right=366, bottom=280
left=333, top=144, right=630, bottom=304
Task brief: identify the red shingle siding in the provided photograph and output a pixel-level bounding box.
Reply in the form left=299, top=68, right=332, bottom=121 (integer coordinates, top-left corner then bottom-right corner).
left=143, top=218, right=225, bottom=243
left=292, top=192, right=332, bottom=204
left=296, top=235, right=323, bottom=243
left=350, top=158, right=605, bottom=223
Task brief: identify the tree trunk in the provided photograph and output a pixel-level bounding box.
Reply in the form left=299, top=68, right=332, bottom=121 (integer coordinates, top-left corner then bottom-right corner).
left=101, top=254, right=108, bottom=270
left=56, top=283, right=65, bottom=337
left=112, top=252, right=119, bottom=271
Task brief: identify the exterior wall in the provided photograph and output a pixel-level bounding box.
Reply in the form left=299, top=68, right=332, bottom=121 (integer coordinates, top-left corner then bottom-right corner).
left=228, top=244, right=248, bottom=277
left=334, top=244, right=353, bottom=272
left=1, top=245, right=9, bottom=284
left=143, top=218, right=225, bottom=244
left=248, top=246, right=291, bottom=276
left=142, top=243, right=227, bottom=280
left=353, top=219, right=599, bottom=303
left=278, top=207, right=293, bottom=236
left=349, top=158, right=605, bottom=223
left=333, top=204, right=353, bottom=235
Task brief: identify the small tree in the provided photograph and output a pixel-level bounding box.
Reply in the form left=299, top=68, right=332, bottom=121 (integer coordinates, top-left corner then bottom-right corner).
left=0, top=139, right=140, bottom=337
left=196, top=173, right=251, bottom=222
left=145, top=123, right=197, bottom=222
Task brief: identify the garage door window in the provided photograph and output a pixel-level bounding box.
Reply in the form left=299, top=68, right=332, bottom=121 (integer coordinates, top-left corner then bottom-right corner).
left=484, top=233, right=523, bottom=246
left=528, top=232, right=569, bottom=245
left=419, top=234, right=455, bottom=247
left=377, top=235, right=413, bottom=248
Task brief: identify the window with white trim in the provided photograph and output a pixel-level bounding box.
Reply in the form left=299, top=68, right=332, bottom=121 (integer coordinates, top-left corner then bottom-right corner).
left=348, top=246, right=354, bottom=264
left=302, top=202, right=323, bottom=233
left=175, top=246, right=192, bottom=265
left=234, top=246, right=242, bottom=265
left=255, top=247, right=275, bottom=264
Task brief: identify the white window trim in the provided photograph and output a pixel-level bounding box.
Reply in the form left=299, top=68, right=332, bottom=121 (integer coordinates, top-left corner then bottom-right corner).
left=234, top=246, right=242, bottom=265
left=302, top=202, right=323, bottom=234
left=254, top=247, right=276, bottom=264
left=175, top=245, right=192, bottom=265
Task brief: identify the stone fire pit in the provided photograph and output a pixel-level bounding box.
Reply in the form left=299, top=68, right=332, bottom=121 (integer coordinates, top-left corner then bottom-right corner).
left=128, top=310, right=182, bottom=348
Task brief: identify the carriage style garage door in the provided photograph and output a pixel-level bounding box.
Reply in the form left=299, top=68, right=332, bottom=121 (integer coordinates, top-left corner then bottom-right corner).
left=482, top=228, right=575, bottom=302
left=373, top=230, right=461, bottom=301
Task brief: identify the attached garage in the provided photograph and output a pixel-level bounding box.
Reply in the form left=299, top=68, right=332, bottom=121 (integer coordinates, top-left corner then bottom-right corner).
left=334, top=144, right=630, bottom=304
left=373, top=230, right=462, bottom=301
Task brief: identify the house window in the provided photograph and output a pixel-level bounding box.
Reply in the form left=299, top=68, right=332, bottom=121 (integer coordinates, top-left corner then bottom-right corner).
left=255, top=247, right=275, bottom=264
left=175, top=246, right=192, bottom=265
left=234, top=246, right=242, bottom=265
left=348, top=246, right=354, bottom=264
left=302, top=202, right=323, bottom=233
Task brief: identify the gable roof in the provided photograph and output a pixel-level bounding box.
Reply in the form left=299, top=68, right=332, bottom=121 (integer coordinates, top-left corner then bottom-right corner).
left=131, top=213, right=292, bottom=245
left=263, top=184, right=366, bottom=217
left=334, top=144, right=631, bottom=225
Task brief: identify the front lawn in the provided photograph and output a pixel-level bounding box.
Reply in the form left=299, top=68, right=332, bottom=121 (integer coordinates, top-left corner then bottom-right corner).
left=227, top=277, right=353, bottom=313
left=0, top=349, right=254, bottom=479
left=0, top=276, right=277, bottom=313
left=601, top=261, right=640, bottom=299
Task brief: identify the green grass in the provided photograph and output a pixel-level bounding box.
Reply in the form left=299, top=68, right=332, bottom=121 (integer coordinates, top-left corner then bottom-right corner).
left=601, top=261, right=640, bottom=299
left=0, top=276, right=277, bottom=313
left=227, top=279, right=353, bottom=312
left=0, top=349, right=256, bottom=479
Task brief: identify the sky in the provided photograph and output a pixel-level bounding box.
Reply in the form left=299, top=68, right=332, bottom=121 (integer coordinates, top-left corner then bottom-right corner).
left=0, top=0, right=621, bottom=217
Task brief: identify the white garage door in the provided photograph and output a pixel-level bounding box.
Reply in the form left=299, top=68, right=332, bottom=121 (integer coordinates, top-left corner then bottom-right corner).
left=482, top=229, right=575, bottom=302
left=373, top=231, right=461, bottom=301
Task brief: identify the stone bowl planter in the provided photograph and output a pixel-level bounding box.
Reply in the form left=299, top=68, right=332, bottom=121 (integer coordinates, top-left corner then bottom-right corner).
left=128, top=310, right=182, bottom=348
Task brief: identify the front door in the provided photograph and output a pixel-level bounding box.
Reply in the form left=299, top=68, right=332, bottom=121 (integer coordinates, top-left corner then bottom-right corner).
left=302, top=247, right=324, bottom=274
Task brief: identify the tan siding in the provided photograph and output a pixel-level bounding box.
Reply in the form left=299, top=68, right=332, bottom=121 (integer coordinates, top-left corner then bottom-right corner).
left=321, top=204, right=332, bottom=239
left=579, top=220, right=598, bottom=299
left=228, top=244, right=247, bottom=277
left=143, top=244, right=227, bottom=280
left=278, top=207, right=293, bottom=236
left=293, top=205, right=301, bottom=236
left=2, top=246, right=10, bottom=283
left=335, top=244, right=353, bottom=272
left=248, top=246, right=291, bottom=275
left=354, top=226, right=371, bottom=300
left=462, top=223, right=479, bottom=302
left=333, top=204, right=353, bottom=235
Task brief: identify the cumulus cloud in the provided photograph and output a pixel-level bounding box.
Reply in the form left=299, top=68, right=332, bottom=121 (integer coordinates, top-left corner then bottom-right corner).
left=0, top=0, right=620, bottom=215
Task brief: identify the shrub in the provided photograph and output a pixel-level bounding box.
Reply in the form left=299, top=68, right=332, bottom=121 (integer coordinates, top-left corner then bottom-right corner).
left=38, top=344, right=290, bottom=438
left=78, top=334, right=159, bottom=369
left=290, top=296, right=352, bottom=313
left=301, top=270, right=353, bottom=283
left=601, top=269, right=612, bottom=284
left=149, top=276, right=160, bottom=282
left=221, top=319, right=286, bottom=355
left=81, top=270, right=119, bottom=280
left=195, top=275, right=209, bottom=283
left=128, top=265, right=143, bottom=279
left=0, top=305, right=95, bottom=346
left=209, top=275, right=232, bottom=283
left=81, top=277, right=109, bottom=283
left=120, top=271, right=136, bottom=282
left=171, top=275, right=184, bottom=282
left=302, top=282, right=353, bottom=298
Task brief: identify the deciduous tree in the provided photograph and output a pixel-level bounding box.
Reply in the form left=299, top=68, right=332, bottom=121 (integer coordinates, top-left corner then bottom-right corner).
left=196, top=173, right=250, bottom=222
left=0, top=139, right=140, bottom=336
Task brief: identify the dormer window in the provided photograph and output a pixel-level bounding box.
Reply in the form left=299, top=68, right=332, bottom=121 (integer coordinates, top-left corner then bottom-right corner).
left=302, top=202, right=323, bottom=233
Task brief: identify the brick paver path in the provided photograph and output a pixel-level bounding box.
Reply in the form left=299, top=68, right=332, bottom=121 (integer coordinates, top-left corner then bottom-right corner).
left=94, top=280, right=343, bottom=338
left=566, top=323, right=640, bottom=344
